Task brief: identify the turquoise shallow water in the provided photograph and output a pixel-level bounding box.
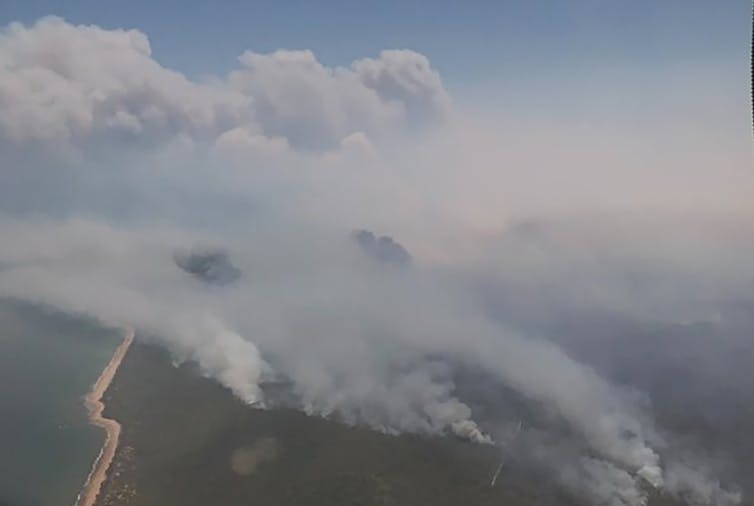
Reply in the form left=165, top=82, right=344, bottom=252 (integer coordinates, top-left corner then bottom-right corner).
left=0, top=299, right=120, bottom=506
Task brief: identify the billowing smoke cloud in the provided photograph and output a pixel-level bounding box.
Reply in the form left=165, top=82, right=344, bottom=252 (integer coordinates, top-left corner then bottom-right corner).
left=0, top=17, right=751, bottom=506
left=0, top=18, right=247, bottom=146
left=228, top=48, right=450, bottom=150
left=561, top=457, right=650, bottom=506
left=0, top=17, right=449, bottom=153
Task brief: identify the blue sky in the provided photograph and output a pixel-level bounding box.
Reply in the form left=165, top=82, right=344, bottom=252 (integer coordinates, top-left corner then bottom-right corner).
left=2, top=0, right=750, bottom=93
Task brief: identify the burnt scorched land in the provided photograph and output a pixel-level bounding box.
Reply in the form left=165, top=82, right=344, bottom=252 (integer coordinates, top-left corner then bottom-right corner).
left=96, top=341, right=572, bottom=506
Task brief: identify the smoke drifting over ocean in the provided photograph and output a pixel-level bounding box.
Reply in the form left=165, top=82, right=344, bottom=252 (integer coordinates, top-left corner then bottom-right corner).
left=1, top=17, right=753, bottom=506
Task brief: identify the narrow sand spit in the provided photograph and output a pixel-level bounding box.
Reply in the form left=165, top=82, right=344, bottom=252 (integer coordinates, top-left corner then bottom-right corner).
left=74, top=326, right=134, bottom=506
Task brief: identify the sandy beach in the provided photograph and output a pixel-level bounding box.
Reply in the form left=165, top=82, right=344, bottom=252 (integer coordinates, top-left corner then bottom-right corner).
left=74, top=326, right=134, bottom=506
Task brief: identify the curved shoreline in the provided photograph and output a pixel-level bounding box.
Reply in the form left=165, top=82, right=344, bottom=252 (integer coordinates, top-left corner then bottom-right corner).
left=74, top=326, right=134, bottom=506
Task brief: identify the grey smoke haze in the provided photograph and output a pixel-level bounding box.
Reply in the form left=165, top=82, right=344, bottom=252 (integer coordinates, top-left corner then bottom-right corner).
left=174, top=247, right=242, bottom=285
left=353, top=229, right=412, bottom=265
left=1, top=17, right=753, bottom=506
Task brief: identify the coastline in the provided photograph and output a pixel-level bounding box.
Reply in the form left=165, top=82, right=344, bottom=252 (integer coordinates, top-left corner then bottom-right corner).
left=77, top=341, right=523, bottom=506
left=74, top=326, right=135, bottom=506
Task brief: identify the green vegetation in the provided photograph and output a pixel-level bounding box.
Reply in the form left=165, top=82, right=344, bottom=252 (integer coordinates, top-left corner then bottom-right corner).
left=98, top=342, right=566, bottom=506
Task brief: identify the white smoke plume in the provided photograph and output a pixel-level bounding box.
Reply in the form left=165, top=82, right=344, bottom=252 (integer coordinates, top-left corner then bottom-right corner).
left=1, top=17, right=751, bottom=506
left=665, top=460, right=742, bottom=506
left=561, top=457, right=649, bottom=506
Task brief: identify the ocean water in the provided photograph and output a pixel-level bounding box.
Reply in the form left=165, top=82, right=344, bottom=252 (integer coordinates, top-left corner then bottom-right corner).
left=0, top=299, right=120, bottom=506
